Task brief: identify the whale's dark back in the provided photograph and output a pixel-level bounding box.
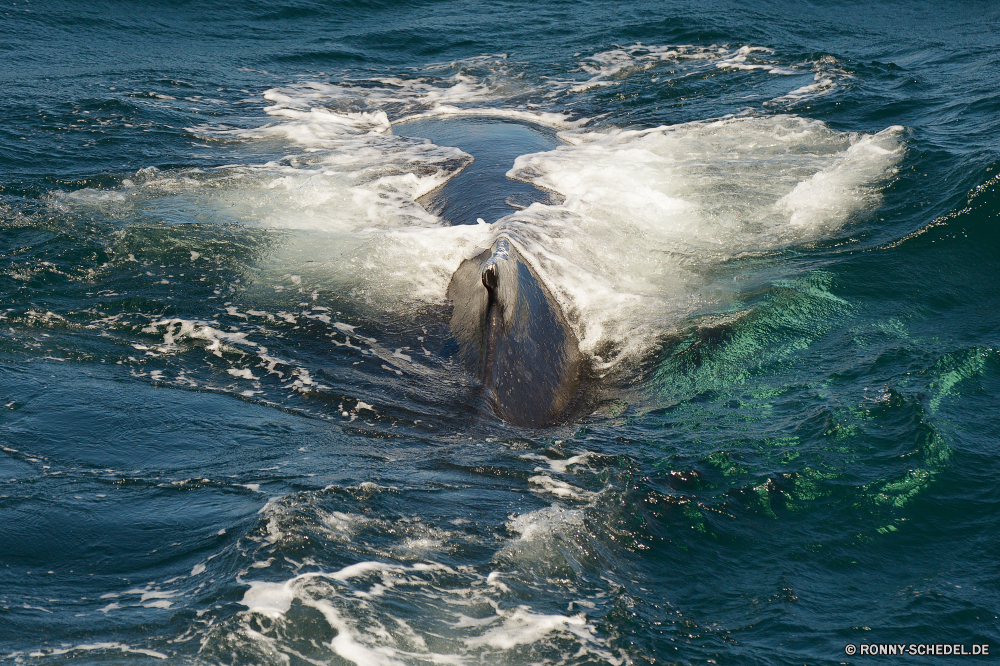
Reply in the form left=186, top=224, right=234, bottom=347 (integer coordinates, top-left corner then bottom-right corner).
left=447, top=241, right=584, bottom=427
left=398, top=117, right=583, bottom=426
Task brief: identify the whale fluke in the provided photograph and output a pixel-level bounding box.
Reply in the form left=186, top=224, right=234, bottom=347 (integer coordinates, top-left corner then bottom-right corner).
left=447, top=238, right=584, bottom=427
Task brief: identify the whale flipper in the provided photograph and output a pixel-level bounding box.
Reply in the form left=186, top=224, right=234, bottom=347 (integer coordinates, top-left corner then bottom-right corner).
left=447, top=238, right=583, bottom=427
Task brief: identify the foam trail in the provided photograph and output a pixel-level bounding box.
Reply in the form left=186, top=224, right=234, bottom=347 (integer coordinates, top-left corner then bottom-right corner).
left=61, top=55, right=904, bottom=373
left=234, top=559, right=617, bottom=665
left=498, top=116, right=905, bottom=365
left=200, top=100, right=904, bottom=368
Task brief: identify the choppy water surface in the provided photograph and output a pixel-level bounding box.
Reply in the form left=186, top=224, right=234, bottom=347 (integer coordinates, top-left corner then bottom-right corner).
left=2, top=1, right=999, bottom=664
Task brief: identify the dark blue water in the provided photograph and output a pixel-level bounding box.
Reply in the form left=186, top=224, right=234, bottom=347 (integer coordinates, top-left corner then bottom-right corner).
left=2, top=1, right=999, bottom=664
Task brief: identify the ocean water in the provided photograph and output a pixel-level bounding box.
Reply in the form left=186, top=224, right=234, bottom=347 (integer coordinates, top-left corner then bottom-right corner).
left=2, top=1, right=999, bottom=663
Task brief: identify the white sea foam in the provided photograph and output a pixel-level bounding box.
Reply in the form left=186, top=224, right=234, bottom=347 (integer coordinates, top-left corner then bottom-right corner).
left=20, top=642, right=168, bottom=660
left=55, top=47, right=903, bottom=380
left=463, top=608, right=593, bottom=650
left=193, top=67, right=901, bottom=368
left=564, top=43, right=798, bottom=94
left=528, top=474, right=595, bottom=501
left=505, top=505, right=586, bottom=544
left=235, top=558, right=616, bottom=665
left=548, top=451, right=593, bottom=474
left=497, top=116, right=904, bottom=364
left=135, top=316, right=411, bottom=400
left=196, top=110, right=900, bottom=371
left=219, top=485, right=622, bottom=664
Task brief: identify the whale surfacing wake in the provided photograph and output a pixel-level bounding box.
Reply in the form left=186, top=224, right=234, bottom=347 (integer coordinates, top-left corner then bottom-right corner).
left=447, top=238, right=584, bottom=427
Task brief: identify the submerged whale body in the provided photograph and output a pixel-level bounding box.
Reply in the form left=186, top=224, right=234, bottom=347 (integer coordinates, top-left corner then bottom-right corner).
left=447, top=238, right=584, bottom=427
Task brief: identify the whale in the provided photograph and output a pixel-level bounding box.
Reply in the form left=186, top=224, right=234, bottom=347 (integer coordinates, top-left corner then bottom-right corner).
left=447, top=237, right=585, bottom=427
left=397, top=117, right=584, bottom=427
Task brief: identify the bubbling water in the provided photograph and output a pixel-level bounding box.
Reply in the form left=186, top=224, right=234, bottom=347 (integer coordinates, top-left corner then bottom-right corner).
left=500, top=116, right=905, bottom=365
left=51, top=48, right=906, bottom=374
